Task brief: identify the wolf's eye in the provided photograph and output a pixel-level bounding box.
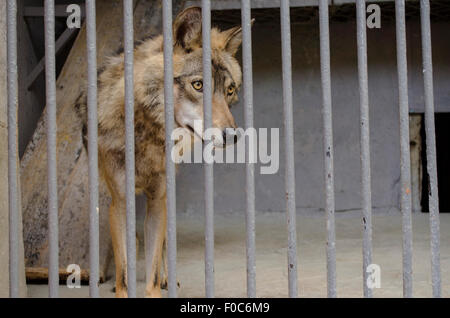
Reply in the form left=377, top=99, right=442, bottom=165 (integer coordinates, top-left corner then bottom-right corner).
left=227, top=86, right=235, bottom=96
left=192, top=80, right=203, bottom=91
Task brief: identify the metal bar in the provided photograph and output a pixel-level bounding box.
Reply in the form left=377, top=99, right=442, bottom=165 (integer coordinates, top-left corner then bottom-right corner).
left=356, top=0, right=373, bottom=298
left=44, top=0, right=59, bottom=298
left=7, top=0, right=19, bottom=299
left=319, top=0, right=337, bottom=298
left=420, top=0, right=441, bottom=298
left=335, top=0, right=406, bottom=4
left=202, top=0, right=215, bottom=298
left=162, top=0, right=178, bottom=298
left=280, top=0, right=298, bottom=298
left=27, top=27, right=79, bottom=90
left=123, top=0, right=137, bottom=298
left=185, top=0, right=321, bottom=10
left=24, top=5, right=86, bottom=17
left=395, top=0, right=413, bottom=298
left=85, top=0, right=99, bottom=298
left=241, top=0, right=256, bottom=298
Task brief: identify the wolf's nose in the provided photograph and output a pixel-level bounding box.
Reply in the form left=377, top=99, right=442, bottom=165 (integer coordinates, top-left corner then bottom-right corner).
left=223, top=128, right=240, bottom=145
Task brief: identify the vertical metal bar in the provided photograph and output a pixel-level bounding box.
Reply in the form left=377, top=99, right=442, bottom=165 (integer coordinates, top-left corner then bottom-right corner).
left=241, top=0, right=256, bottom=298
left=356, top=0, right=373, bottom=298
left=202, top=0, right=215, bottom=298
left=395, top=0, right=413, bottom=298
left=319, top=0, right=337, bottom=298
left=44, top=0, right=59, bottom=298
left=162, top=0, right=178, bottom=298
left=6, top=0, right=19, bottom=299
left=123, top=0, right=137, bottom=298
left=280, top=0, right=298, bottom=298
left=85, top=0, right=100, bottom=298
left=420, top=0, right=441, bottom=298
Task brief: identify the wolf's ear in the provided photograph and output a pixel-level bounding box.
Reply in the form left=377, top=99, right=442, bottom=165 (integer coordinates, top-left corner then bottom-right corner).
left=173, top=7, right=202, bottom=52
left=223, top=19, right=255, bottom=56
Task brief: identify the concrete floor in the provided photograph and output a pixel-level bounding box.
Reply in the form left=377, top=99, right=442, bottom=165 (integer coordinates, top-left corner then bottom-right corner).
left=27, top=212, right=450, bottom=298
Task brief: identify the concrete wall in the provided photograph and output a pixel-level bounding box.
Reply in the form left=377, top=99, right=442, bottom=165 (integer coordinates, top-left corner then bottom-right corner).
left=175, top=18, right=450, bottom=215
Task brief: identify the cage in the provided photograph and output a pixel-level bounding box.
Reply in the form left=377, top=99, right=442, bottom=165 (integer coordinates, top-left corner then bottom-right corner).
left=2, top=0, right=450, bottom=298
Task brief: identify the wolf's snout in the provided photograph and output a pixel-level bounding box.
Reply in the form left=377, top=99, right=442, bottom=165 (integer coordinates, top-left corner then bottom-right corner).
left=223, top=128, right=240, bottom=145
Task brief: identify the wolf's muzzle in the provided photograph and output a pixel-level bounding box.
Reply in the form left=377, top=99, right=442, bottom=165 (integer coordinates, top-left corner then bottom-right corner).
left=223, top=128, right=240, bottom=146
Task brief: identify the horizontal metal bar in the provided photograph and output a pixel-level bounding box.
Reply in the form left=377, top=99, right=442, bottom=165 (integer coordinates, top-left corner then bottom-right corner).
left=185, top=0, right=417, bottom=10
left=395, top=0, right=413, bottom=298
left=7, top=0, right=20, bottom=299
left=420, top=0, right=441, bottom=298
left=335, top=0, right=416, bottom=4
left=24, top=5, right=85, bottom=17
left=44, top=0, right=59, bottom=298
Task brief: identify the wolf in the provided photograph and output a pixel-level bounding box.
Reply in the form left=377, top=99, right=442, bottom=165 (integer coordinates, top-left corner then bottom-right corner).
left=76, top=7, right=248, bottom=297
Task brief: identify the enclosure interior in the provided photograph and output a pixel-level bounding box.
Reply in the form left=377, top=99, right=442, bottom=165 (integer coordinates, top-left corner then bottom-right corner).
left=14, top=0, right=450, bottom=297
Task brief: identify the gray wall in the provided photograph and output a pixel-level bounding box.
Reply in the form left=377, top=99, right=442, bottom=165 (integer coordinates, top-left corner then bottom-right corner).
left=175, top=18, right=450, bottom=215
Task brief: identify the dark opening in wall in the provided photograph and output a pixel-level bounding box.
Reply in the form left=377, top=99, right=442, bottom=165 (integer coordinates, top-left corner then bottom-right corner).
left=421, top=113, right=450, bottom=213
left=19, top=2, right=82, bottom=157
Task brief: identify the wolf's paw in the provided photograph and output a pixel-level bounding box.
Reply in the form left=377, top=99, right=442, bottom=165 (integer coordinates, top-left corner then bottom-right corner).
left=145, top=287, right=162, bottom=298
left=115, top=288, right=128, bottom=298
left=160, top=277, right=180, bottom=290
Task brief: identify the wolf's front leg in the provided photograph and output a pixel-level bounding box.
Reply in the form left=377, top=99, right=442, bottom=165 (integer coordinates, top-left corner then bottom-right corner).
left=144, top=195, right=167, bottom=298
left=160, top=236, right=181, bottom=290
left=109, top=199, right=128, bottom=298
left=160, top=237, right=168, bottom=290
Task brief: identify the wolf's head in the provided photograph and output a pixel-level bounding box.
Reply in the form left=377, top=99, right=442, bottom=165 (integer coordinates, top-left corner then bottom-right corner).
left=172, top=7, right=250, bottom=147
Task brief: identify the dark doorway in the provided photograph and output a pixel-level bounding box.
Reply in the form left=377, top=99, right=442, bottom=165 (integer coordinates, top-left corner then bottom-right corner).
left=421, top=113, right=450, bottom=213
